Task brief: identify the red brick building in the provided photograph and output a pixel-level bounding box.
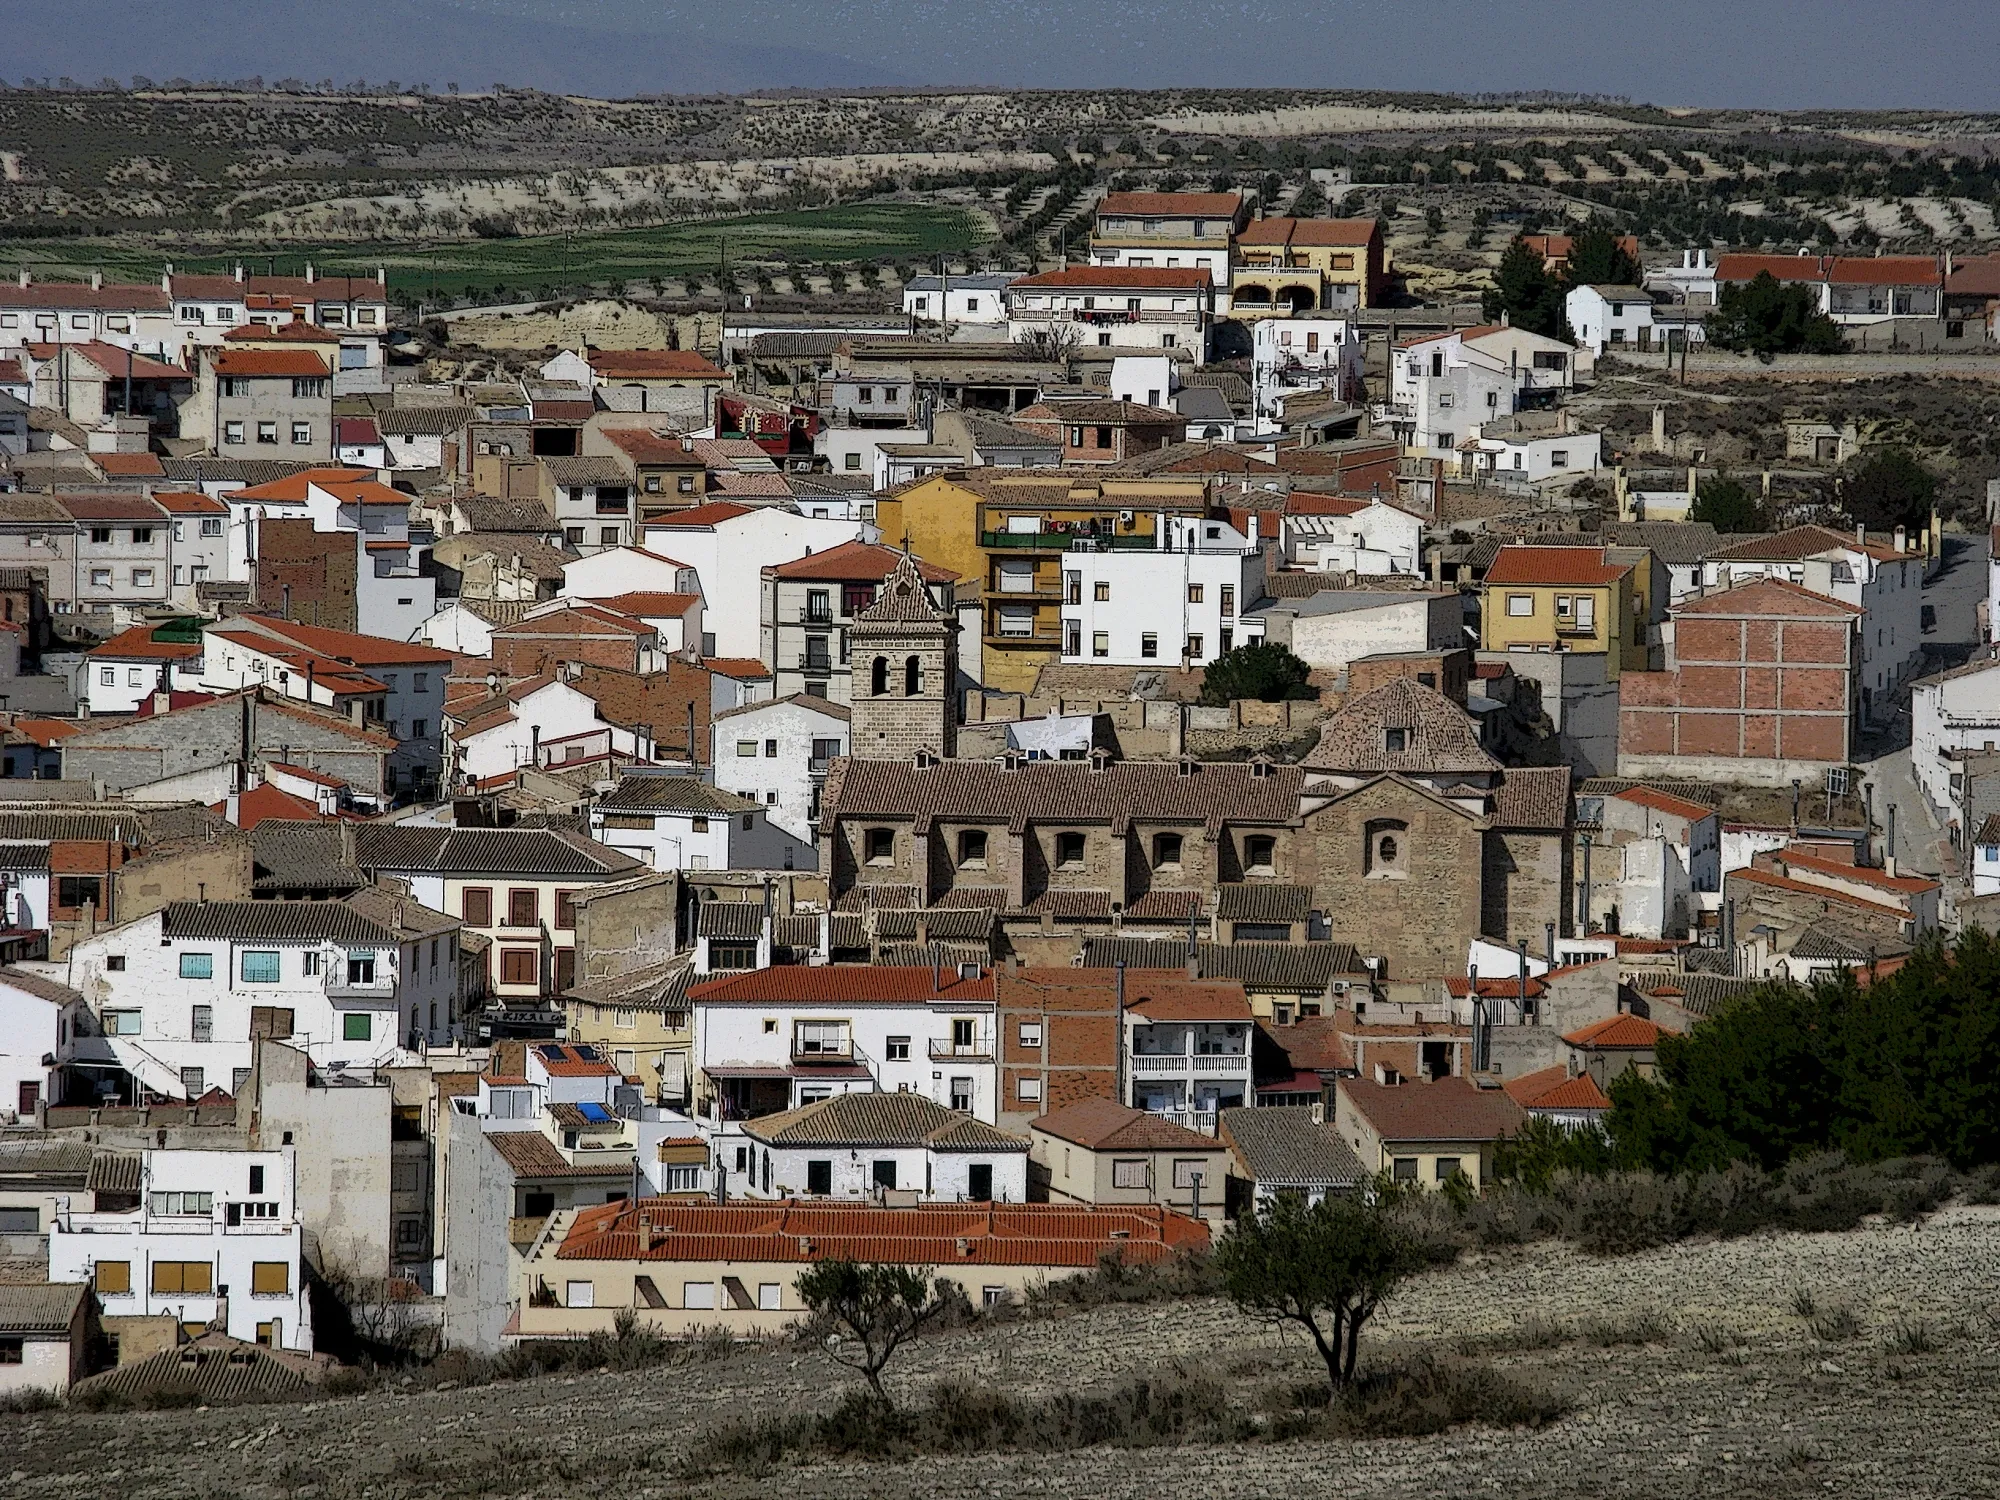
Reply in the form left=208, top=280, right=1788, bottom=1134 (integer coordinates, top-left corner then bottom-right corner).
left=1011, top=398, right=1185, bottom=465
left=490, top=604, right=661, bottom=678
left=1619, top=578, right=1861, bottom=786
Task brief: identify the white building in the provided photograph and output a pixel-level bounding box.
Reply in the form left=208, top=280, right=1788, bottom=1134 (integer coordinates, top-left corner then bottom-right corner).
left=1462, top=410, right=1605, bottom=483
left=819, top=424, right=932, bottom=481
left=640, top=503, right=871, bottom=661
left=1644, top=249, right=1720, bottom=307
left=1124, top=984, right=1256, bottom=1133
left=560, top=544, right=702, bottom=604
left=1251, top=589, right=1463, bottom=675
left=1251, top=317, right=1366, bottom=428
left=1004, top=266, right=1214, bottom=361
left=49, top=1147, right=313, bottom=1351
left=902, top=273, right=1019, bottom=326
left=84, top=626, right=207, bottom=715
left=1281, top=495, right=1424, bottom=576
left=0, top=969, right=79, bottom=1119
left=159, top=491, right=230, bottom=606
left=689, top=964, right=1000, bottom=1124
left=1059, top=513, right=1269, bottom=669
left=731, top=1091, right=1028, bottom=1202
left=1701, top=524, right=1925, bottom=723
left=450, top=675, right=654, bottom=787
left=1912, top=658, right=2000, bottom=822
left=588, top=773, right=816, bottom=873
left=56, top=896, right=458, bottom=1100
left=0, top=274, right=178, bottom=357
left=1566, top=285, right=1657, bottom=357
left=712, top=694, right=850, bottom=842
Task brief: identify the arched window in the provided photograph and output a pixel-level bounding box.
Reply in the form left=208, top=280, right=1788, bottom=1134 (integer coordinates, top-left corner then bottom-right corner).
left=871, top=656, right=889, bottom=696
left=904, top=655, right=922, bottom=696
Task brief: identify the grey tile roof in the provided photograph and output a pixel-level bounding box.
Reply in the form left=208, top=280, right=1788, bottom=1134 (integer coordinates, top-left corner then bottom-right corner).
left=875, top=907, right=996, bottom=941
left=855, top=552, right=952, bottom=625
left=696, top=901, right=763, bottom=939
left=341, top=887, right=460, bottom=942
left=0, top=1282, right=87, bottom=1334
left=0, top=1137, right=94, bottom=1183
left=743, top=1091, right=1027, bottom=1151
left=1220, top=1105, right=1366, bottom=1188
left=0, top=841, right=51, bottom=870
left=486, top=1129, right=635, bottom=1179
left=1215, top=883, right=1311, bottom=924
left=354, top=825, right=642, bottom=878
left=0, top=966, right=81, bottom=1005
left=159, top=457, right=317, bottom=486
left=564, top=957, right=693, bottom=1012
left=542, top=455, right=632, bottom=489
left=879, top=941, right=992, bottom=967
left=596, top=776, right=757, bottom=816
left=1490, top=767, right=1574, bottom=832
left=1079, top=938, right=1364, bottom=993
left=252, top=821, right=365, bottom=892
left=449, top=497, right=559, bottom=533
left=1598, top=521, right=1723, bottom=566
left=1304, top=679, right=1501, bottom=776
left=87, top=1151, right=142, bottom=1194
left=162, top=900, right=401, bottom=946
left=379, top=404, right=477, bottom=436
left=71, top=1333, right=320, bottom=1402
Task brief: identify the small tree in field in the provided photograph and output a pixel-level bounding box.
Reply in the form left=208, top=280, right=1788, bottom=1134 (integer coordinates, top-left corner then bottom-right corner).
left=1200, top=641, right=1313, bottom=706
left=795, top=1259, right=949, bottom=1400
left=1215, top=1192, right=1414, bottom=1392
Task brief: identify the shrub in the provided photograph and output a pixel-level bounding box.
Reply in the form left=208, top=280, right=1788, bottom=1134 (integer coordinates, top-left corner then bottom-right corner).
left=0, top=1387, right=60, bottom=1415
left=1320, top=1356, right=1570, bottom=1440
left=1026, top=1248, right=1222, bottom=1310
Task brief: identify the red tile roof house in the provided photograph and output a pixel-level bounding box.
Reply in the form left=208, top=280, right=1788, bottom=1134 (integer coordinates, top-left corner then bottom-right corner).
left=1618, top=578, right=1862, bottom=788
left=1003, top=266, right=1215, bottom=362
left=1332, top=1075, right=1525, bottom=1193
left=1715, top=253, right=1946, bottom=330
left=509, top=1198, right=1208, bottom=1342
left=193, top=346, right=335, bottom=461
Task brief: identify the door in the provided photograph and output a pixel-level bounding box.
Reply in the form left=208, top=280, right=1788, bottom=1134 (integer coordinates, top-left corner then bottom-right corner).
left=16, top=1081, right=37, bottom=1115
left=967, top=1164, right=993, bottom=1202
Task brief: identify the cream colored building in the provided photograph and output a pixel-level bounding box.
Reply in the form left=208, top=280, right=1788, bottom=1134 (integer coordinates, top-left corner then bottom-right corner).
left=1028, top=1098, right=1229, bottom=1223
left=1332, top=1076, right=1524, bottom=1193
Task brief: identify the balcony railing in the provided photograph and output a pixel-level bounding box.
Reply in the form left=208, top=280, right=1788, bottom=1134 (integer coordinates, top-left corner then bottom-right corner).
left=1154, top=1108, right=1218, bottom=1136
left=791, top=1036, right=853, bottom=1063
left=1130, top=1052, right=1249, bottom=1076
left=928, top=1036, right=995, bottom=1062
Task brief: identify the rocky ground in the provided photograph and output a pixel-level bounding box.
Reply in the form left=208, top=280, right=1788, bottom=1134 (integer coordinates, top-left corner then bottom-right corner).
left=9, top=1206, right=2000, bottom=1500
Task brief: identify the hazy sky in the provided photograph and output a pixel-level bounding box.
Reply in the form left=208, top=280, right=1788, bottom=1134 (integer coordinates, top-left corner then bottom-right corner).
left=466, top=0, right=2000, bottom=107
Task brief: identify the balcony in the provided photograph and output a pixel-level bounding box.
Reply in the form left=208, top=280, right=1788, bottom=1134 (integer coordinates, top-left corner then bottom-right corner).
left=791, top=1032, right=853, bottom=1064
left=928, top=1035, right=995, bottom=1063
left=798, top=656, right=837, bottom=675
left=326, top=964, right=397, bottom=1001
left=1130, top=1051, right=1249, bottom=1076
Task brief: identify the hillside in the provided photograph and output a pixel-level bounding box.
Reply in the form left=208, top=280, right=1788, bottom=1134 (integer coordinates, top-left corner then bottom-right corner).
left=11, top=1207, right=1998, bottom=1499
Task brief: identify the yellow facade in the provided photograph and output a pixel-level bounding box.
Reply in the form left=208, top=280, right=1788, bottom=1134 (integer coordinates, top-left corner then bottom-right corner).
left=1480, top=569, right=1637, bottom=681
left=564, top=996, right=691, bottom=1102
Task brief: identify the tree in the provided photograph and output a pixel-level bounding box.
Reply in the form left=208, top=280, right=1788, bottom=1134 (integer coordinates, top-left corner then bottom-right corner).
left=1482, top=235, right=1565, bottom=339
left=1012, top=322, right=1081, bottom=363
left=1290, top=178, right=1328, bottom=217
left=1564, top=221, right=1640, bottom=286
left=795, top=1259, right=950, bottom=1399
left=1840, top=447, right=1936, bottom=532
left=1687, top=475, right=1763, bottom=533
left=1200, top=641, right=1313, bottom=706
left=1215, top=1193, right=1414, bottom=1391
left=1707, top=270, right=1844, bottom=361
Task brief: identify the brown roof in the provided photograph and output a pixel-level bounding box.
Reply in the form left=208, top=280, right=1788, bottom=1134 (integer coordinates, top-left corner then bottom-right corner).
left=1030, top=1097, right=1222, bottom=1151
left=211, top=349, right=330, bottom=378
left=1237, top=217, right=1377, bottom=247
left=587, top=349, right=727, bottom=379
left=1489, top=767, right=1573, bottom=831
left=854, top=551, right=953, bottom=625
left=1010, top=267, right=1213, bottom=291
left=92, top=452, right=166, bottom=478
left=1017, top=398, right=1180, bottom=425
left=1126, top=978, right=1253, bottom=1022
left=1671, top=577, right=1863, bottom=619
left=487, top=1130, right=635, bottom=1180
left=1503, top=1065, right=1611, bottom=1112
left=222, top=321, right=341, bottom=344
left=769, top=540, right=955, bottom=583
left=743, top=1092, right=1026, bottom=1151
left=1339, top=1076, right=1525, bottom=1143
left=822, top=757, right=1303, bottom=837
left=1098, top=191, right=1243, bottom=217
left=1303, top=679, right=1501, bottom=776
left=1705, top=523, right=1902, bottom=565
left=1484, top=545, right=1632, bottom=587
left=55, top=493, right=169, bottom=522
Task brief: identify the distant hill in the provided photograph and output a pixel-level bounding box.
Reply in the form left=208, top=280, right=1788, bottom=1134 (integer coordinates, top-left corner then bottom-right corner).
left=6, top=0, right=905, bottom=96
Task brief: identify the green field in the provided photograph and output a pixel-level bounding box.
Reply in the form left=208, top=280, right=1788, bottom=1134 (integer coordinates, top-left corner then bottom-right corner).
left=4, top=203, right=991, bottom=304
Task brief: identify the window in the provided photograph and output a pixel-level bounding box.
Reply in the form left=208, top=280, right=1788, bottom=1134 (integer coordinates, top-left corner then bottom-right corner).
left=737, top=740, right=758, bottom=758
left=1506, top=594, right=1534, bottom=617
left=343, top=1013, right=371, bottom=1042
left=950, top=1077, right=974, bottom=1112
left=1018, top=1021, right=1043, bottom=1048
left=1017, top=1076, right=1042, bottom=1102
left=758, top=1282, right=781, bottom=1310
left=1093, top=580, right=1110, bottom=602
left=691, top=817, right=709, bottom=833
left=1153, top=832, right=1183, bottom=868
left=1112, top=1159, right=1149, bottom=1189
left=90, top=569, right=112, bottom=588
left=555, top=889, right=580, bottom=931
left=1385, top=728, right=1407, bottom=753
left=256, top=421, right=278, bottom=444
left=132, top=568, right=155, bottom=588
left=130, top=526, right=155, bottom=545
left=885, top=1036, right=911, bottom=1061
left=958, top=829, right=988, bottom=867
left=149, top=1191, right=213, bottom=1216
left=1366, top=819, right=1409, bottom=879
left=346, top=952, right=376, bottom=986
left=1186, top=633, right=1203, bottom=658
left=1172, top=1159, right=1208, bottom=1190
left=806, top=1160, right=833, bottom=1194
left=241, top=950, right=281, bottom=984
left=1056, top=831, right=1086, bottom=868
left=292, top=377, right=328, bottom=398
left=1140, top=632, right=1158, bottom=659
left=1434, top=1157, right=1463, bottom=1183
left=1245, top=836, right=1276, bottom=871
left=865, top=828, right=895, bottom=864
left=683, top=1281, right=717, bottom=1309
left=103, top=1009, right=141, bottom=1036
left=1092, top=631, right=1109, bottom=658
left=1220, top=585, right=1235, bottom=618
left=1392, top=1158, right=1418, bottom=1182
left=500, top=948, right=538, bottom=986
left=224, top=421, right=245, bottom=445
left=151, top=1261, right=214, bottom=1294
left=565, top=1280, right=595, bottom=1308
left=58, top=874, right=103, bottom=911
left=251, top=1261, right=290, bottom=1296
left=1550, top=449, right=1569, bottom=469
left=192, top=1004, right=212, bottom=1042
left=106, top=955, right=127, bottom=972
left=507, top=889, right=538, bottom=927
left=99, top=667, right=115, bottom=687
left=1069, top=425, right=1085, bottom=446
left=94, top=1261, right=132, bottom=1295
left=614, top=1008, right=636, bottom=1029
left=302, top=952, right=320, bottom=976
left=250, top=1164, right=265, bottom=1194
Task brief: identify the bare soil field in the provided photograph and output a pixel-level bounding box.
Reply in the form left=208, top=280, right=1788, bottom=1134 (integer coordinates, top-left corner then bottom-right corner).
left=9, top=1206, right=1997, bottom=1500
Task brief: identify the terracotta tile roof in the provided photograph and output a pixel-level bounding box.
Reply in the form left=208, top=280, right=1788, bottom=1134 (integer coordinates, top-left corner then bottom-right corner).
left=689, top=965, right=992, bottom=1005
left=1220, top=1104, right=1367, bottom=1187
left=230, top=615, right=457, bottom=665
left=823, top=756, right=1303, bottom=838
left=1503, top=1065, right=1611, bottom=1112
left=54, top=493, right=169, bottom=522
left=586, top=349, right=727, bottom=379
left=1236, top=216, right=1377, bottom=247
left=1484, top=545, right=1632, bottom=587
left=1031, top=1097, right=1222, bottom=1151
left=1010, top=266, right=1213, bottom=291
left=1671, top=577, right=1863, bottom=619
left=93, top=452, right=166, bottom=478
left=209, top=782, right=324, bottom=828
left=1126, top=978, right=1253, bottom=1022
left=554, top=1198, right=1208, bottom=1266
left=744, top=1092, right=1026, bottom=1151
left=151, top=490, right=228, bottom=514
left=1563, top=1012, right=1664, bottom=1048
left=769, top=540, right=955, bottom=583
left=1267, top=1014, right=1353, bottom=1073
left=14, top=718, right=81, bottom=747
left=226, top=466, right=376, bottom=502
left=1303, top=678, right=1501, bottom=776
left=1338, top=1075, right=1525, bottom=1142
left=88, top=624, right=204, bottom=661
left=1612, top=785, right=1717, bottom=823
left=211, top=349, right=330, bottom=378
left=1124, top=888, right=1206, bottom=921
left=1490, top=767, right=1573, bottom=832
left=487, top=1130, right=634, bottom=1179
left=533, top=1041, right=621, bottom=1077
left=647, top=500, right=753, bottom=528
left=1097, top=191, right=1243, bottom=217
left=1726, top=865, right=1909, bottom=921
left=223, top=321, right=341, bottom=344
left=1705, top=523, right=1902, bottom=565
left=1775, top=849, right=1939, bottom=896
left=713, top=692, right=849, bottom=724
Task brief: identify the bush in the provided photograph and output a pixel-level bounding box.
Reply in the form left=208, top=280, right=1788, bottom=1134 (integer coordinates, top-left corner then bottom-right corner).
left=1026, top=1248, right=1222, bottom=1311
left=1261, top=1356, right=1569, bottom=1441
left=0, top=1387, right=60, bottom=1415
left=1200, top=641, right=1314, bottom=706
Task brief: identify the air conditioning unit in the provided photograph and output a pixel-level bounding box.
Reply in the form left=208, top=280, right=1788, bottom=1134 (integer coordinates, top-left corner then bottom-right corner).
left=1118, top=509, right=1135, bottom=524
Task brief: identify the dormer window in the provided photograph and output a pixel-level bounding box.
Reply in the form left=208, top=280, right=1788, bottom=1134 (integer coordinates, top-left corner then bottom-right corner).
left=1056, top=832, right=1086, bottom=869
left=1385, top=728, right=1408, bottom=753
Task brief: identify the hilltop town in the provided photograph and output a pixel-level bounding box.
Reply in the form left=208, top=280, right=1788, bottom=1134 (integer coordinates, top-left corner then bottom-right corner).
left=0, top=107, right=1995, bottom=1490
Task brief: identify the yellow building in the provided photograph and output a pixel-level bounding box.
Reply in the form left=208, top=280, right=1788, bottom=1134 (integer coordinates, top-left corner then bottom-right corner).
left=562, top=959, right=693, bottom=1104
left=1479, top=544, right=1641, bottom=680
left=875, top=470, right=1212, bottom=693
left=1231, top=217, right=1388, bottom=317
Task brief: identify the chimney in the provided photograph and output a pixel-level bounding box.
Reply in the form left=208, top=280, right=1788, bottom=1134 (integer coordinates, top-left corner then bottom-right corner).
left=1894, top=524, right=1907, bottom=553
left=90, top=270, right=103, bottom=291
left=14, top=269, right=27, bottom=289
left=233, top=264, right=245, bottom=284
left=304, top=263, right=317, bottom=285
left=1857, top=522, right=1866, bottom=545
left=1651, top=405, right=1665, bottom=451
left=376, top=267, right=388, bottom=287
left=225, top=792, right=240, bottom=825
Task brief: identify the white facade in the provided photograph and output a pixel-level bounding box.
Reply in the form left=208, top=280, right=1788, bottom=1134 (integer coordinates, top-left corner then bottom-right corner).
left=640, top=507, right=870, bottom=660
left=1258, top=591, right=1463, bottom=675
left=731, top=1127, right=1027, bottom=1203
left=0, top=973, right=72, bottom=1119
left=1059, top=514, right=1269, bottom=668
left=1388, top=334, right=1530, bottom=456
left=1281, top=498, right=1423, bottom=576
left=0, top=280, right=179, bottom=358
left=85, top=647, right=205, bottom=715
left=694, top=991, right=1000, bottom=1123
left=453, top=678, right=641, bottom=785
left=166, top=507, right=230, bottom=605
left=1912, top=660, right=2000, bottom=820
left=1645, top=249, right=1720, bottom=307
left=1566, top=286, right=1657, bottom=356
left=1005, top=273, right=1213, bottom=360
left=818, top=425, right=931, bottom=482
left=57, top=905, right=452, bottom=1099
left=713, top=695, right=850, bottom=842
left=588, top=788, right=814, bottom=874
left=419, top=601, right=498, bottom=657
left=902, top=274, right=1018, bottom=326
left=560, top=546, right=702, bottom=603
left=49, top=1147, right=313, bottom=1351
left=1467, top=425, right=1604, bottom=482
left=1109, top=355, right=1175, bottom=410
left=1251, top=317, right=1366, bottom=427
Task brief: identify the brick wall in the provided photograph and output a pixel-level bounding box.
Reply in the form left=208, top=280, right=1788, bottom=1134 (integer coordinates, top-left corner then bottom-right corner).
left=492, top=626, right=642, bottom=678
left=255, top=519, right=356, bottom=633
left=571, top=661, right=711, bottom=766
left=995, top=968, right=1132, bottom=1130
